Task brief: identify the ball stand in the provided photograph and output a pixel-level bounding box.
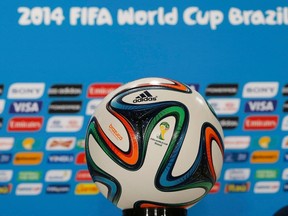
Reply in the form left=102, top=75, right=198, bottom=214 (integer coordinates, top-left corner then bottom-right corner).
left=123, top=208, right=187, bottom=216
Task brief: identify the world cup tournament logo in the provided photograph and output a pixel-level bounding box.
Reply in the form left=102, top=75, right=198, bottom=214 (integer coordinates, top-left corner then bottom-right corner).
left=158, top=122, right=170, bottom=140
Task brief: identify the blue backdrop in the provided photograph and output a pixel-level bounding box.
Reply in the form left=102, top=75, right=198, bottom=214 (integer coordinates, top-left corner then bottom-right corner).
left=0, top=1, right=287, bottom=216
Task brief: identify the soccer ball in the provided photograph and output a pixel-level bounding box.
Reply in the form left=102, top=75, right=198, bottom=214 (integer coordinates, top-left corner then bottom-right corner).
left=85, top=77, right=224, bottom=210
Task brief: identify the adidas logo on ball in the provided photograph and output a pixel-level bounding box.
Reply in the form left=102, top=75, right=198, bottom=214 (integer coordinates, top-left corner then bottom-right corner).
left=133, top=91, right=157, bottom=103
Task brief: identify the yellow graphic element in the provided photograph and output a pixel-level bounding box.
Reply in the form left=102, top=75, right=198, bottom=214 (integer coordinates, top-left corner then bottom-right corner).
left=13, top=152, right=43, bottom=165
left=258, top=136, right=271, bottom=149
left=75, top=183, right=99, bottom=195
left=250, top=151, right=279, bottom=164
left=22, top=138, right=35, bottom=150
left=158, top=122, right=170, bottom=140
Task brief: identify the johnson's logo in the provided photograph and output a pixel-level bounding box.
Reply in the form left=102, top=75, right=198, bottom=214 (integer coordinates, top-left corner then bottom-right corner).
left=9, top=101, right=42, bottom=114
left=8, top=83, right=45, bottom=99
left=8, top=117, right=43, bottom=132
left=87, top=83, right=121, bottom=98
left=245, top=100, right=276, bottom=113
left=242, top=82, right=279, bottom=98
left=244, top=115, right=278, bottom=130
left=133, top=91, right=157, bottom=103
left=48, top=84, right=82, bottom=97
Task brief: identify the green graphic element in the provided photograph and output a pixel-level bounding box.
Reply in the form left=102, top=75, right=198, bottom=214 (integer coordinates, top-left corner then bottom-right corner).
left=18, top=171, right=42, bottom=181
left=255, top=169, right=278, bottom=179
left=158, top=122, right=170, bottom=140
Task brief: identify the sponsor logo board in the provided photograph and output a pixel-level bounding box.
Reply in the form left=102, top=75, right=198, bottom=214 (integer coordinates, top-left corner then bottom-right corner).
left=0, top=154, right=12, bottom=164
left=48, top=84, right=82, bottom=97
left=75, top=183, right=99, bottom=195
left=8, top=117, right=43, bottom=132
left=245, top=100, right=276, bottom=113
left=254, top=181, right=280, bottom=194
left=87, top=83, right=121, bottom=98
left=205, top=84, right=238, bottom=96
left=0, top=170, right=13, bottom=182
left=250, top=150, right=279, bottom=163
left=13, top=152, right=43, bottom=165
left=0, top=184, right=12, bottom=194
left=208, top=98, right=240, bottom=115
left=255, top=169, right=278, bottom=179
left=9, top=101, right=42, bottom=114
left=48, top=101, right=82, bottom=113
left=224, top=136, right=250, bottom=149
left=45, top=170, right=72, bottom=182
left=8, top=83, right=45, bottom=99
left=18, top=171, right=42, bottom=181
left=218, top=117, right=239, bottom=129
left=46, top=184, right=70, bottom=194
left=47, top=154, right=74, bottom=164
left=16, top=183, right=42, bottom=195
left=225, top=182, right=250, bottom=193
left=224, top=152, right=249, bottom=163
left=76, top=170, right=92, bottom=181
left=242, top=82, right=278, bottom=98
left=86, top=99, right=102, bottom=115
left=46, top=116, right=83, bottom=132
left=0, top=138, right=14, bottom=151
left=244, top=115, right=278, bottom=130
left=224, top=168, right=250, bottom=181
left=46, top=137, right=76, bottom=151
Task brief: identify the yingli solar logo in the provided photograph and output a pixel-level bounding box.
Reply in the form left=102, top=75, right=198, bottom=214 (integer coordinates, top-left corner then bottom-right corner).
left=8, top=117, right=43, bottom=132
left=87, top=83, right=122, bottom=98
left=244, top=116, right=278, bottom=130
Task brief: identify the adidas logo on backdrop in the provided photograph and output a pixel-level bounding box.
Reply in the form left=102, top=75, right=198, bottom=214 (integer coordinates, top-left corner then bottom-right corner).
left=133, top=91, right=157, bottom=103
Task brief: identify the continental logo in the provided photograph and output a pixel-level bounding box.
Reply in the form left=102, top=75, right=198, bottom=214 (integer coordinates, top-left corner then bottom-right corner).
left=242, top=82, right=279, bottom=98
left=8, top=117, right=43, bottom=132
left=13, top=152, right=43, bottom=165
left=75, top=183, right=99, bottom=195
left=48, top=101, right=82, bottom=114
left=245, top=100, right=276, bottom=113
left=244, top=115, right=278, bottom=130
left=205, top=84, right=238, bottom=96
left=9, top=101, right=42, bottom=114
left=46, top=184, right=70, bottom=194
left=48, top=84, right=82, bottom=97
left=254, top=181, right=280, bottom=194
left=218, top=117, right=239, bottom=129
left=76, top=170, right=92, bottom=181
left=250, top=150, right=279, bottom=163
left=18, top=171, right=42, bottom=181
left=87, top=83, right=121, bottom=98
left=8, top=83, right=45, bottom=99
left=0, top=184, right=12, bottom=194
left=225, top=182, right=250, bottom=193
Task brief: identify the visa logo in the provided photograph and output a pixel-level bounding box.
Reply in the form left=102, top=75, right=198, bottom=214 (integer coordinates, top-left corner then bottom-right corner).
left=9, top=101, right=42, bottom=114
left=245, top=100, right=276, bottom=113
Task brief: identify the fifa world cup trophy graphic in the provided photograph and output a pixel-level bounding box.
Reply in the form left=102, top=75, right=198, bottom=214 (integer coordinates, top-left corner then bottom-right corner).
left=85, top=78, right=224, bottom=216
